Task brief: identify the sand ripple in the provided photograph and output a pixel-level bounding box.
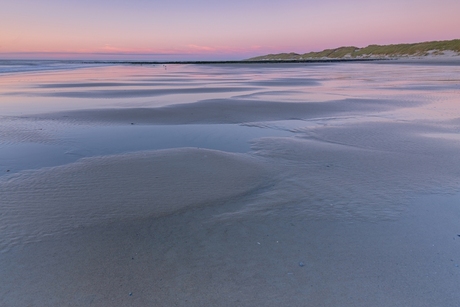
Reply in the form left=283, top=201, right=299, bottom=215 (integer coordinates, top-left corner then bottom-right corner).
left=0, top=148, right=270, bottom=252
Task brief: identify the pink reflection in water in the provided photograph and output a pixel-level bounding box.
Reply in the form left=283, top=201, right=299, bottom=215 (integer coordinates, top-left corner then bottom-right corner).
left=0, top=62, right=459, bottom=122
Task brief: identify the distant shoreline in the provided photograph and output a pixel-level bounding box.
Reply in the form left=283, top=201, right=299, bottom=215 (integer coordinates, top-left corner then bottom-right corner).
left=78, top=57, right=460, bottom=65
left=78, top=58, right=383, bottom=65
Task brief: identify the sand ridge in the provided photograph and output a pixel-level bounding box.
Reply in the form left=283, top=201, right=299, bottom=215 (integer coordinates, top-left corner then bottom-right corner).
left=0, top=148, right=272, bottom=252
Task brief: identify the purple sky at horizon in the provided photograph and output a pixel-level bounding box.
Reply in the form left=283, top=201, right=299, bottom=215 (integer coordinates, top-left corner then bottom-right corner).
left=1, top=0, right=459, bottom=60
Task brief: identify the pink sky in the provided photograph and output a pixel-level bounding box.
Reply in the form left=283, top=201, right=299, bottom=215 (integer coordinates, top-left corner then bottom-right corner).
left=1, top=0, right=459, bottom=60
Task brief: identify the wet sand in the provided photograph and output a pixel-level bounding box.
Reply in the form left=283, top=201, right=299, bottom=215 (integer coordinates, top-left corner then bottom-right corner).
left=3, top=193, right=460, bottom=306
left=1, top=62, right=460, bottom=306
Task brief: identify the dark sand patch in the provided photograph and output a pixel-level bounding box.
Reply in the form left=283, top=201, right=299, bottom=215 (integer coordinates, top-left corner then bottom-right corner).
left=32, top=98, right=417, bottom=125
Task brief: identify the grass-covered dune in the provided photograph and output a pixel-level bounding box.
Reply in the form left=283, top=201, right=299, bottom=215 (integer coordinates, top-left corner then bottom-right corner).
left=248, top=39, right=460, bottom=61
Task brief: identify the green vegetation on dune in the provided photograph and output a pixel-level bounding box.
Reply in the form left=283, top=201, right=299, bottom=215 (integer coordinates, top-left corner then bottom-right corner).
left=250, top=52, right=301, bottom=61
left=247, top=39, right=460, bottom=61
left=303, top=46, right=358, bottom=59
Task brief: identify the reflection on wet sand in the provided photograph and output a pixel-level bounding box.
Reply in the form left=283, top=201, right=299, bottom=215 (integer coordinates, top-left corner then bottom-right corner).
left=1, top=62, right=460, bottom=306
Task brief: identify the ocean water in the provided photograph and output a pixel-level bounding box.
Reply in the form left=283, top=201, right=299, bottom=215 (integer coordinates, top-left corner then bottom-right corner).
left=1, top=60, right=460, bottom=306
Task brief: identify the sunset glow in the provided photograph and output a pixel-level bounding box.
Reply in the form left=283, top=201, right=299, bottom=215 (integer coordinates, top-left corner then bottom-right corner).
left=1, top=0, right=459, bottom=60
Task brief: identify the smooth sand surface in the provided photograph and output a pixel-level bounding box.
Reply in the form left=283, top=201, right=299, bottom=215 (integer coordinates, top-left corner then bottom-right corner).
left=2, top=191, right=460, bottom=306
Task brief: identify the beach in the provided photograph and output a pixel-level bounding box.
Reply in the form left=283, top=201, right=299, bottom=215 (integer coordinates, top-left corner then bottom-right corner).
left=1, top=60, right=460, bottom=306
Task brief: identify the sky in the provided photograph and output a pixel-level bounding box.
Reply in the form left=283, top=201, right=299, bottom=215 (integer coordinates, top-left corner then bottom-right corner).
left=1, top=0, right=459, bottom=60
